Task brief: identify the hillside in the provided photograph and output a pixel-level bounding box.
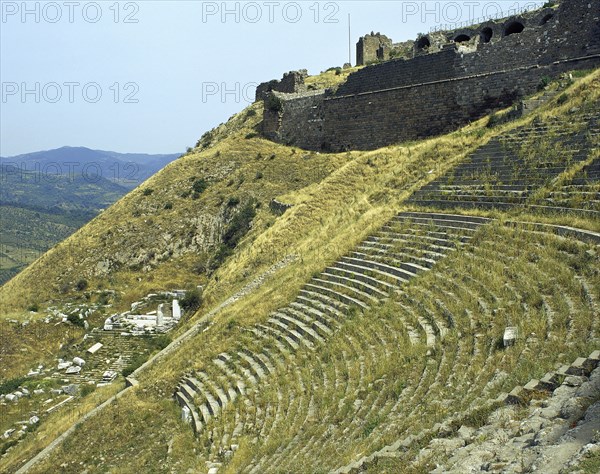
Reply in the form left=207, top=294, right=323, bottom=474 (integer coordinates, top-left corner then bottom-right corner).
left=0, top=148, right=180, bottom=285
left=0, top=67, right=598, bottom=474
left=1, top=147, right=181, bottom=189
left=0, top=101, right=352, bottom=381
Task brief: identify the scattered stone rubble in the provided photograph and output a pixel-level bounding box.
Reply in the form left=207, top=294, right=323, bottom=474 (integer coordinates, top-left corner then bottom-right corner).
left=425, top=350, right=600, bottom=473
left=103, top=291, right=185, bottom=336
left=1, top=289, right=190, bottom=459
left=332, top=351, right=600, bottom=474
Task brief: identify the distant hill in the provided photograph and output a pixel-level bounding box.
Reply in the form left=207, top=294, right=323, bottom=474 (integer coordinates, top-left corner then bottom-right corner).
left=1, top=146, right=181, bottom=189
left=0, top=147, right=181, bottom=284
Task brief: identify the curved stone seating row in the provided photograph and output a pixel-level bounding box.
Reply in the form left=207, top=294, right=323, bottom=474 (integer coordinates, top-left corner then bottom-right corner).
left=174, top=215, right=599, bottom=473
left=408, top=112, right=600, bottom=213
left=174, top=212, right=487, bottom=447
left=330, top=351, right=600, bottom=474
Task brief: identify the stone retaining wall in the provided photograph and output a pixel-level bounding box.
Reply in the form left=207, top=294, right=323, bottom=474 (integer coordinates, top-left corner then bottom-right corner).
left=263, top=0, right=600, bottom=151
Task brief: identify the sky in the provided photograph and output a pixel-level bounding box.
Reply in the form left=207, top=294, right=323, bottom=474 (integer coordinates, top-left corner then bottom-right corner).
left=1, top=0, right=544, bottom=156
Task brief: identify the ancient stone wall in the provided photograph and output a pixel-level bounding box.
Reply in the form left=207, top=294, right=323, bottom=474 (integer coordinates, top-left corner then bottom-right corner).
left=356, top=33, right=393, bottom=66
left=263, top=90, right=327, bottom=149
left=255, top=70, right=308, bottom=102
left=262, top=0, right=600, bottom=151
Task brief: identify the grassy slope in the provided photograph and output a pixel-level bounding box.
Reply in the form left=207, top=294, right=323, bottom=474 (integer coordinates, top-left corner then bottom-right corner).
left=1, top=70, right=598, bottom=473
left=0, top=167, right=129, bottom=285
left=0, top=101, right=351, bottom=380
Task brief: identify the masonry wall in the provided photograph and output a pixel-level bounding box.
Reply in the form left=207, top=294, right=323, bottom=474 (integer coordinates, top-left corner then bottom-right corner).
left=337, top=48, right=458, bottom=96
left=323, top=59, right=598, bottom=151
left=265, top=0, right=600, bottom=151
left=264, top=91, right=326, bottom=150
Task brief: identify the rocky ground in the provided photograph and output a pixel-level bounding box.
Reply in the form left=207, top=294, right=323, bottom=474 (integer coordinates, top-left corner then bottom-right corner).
left=425, top=359, right=600, bottom=473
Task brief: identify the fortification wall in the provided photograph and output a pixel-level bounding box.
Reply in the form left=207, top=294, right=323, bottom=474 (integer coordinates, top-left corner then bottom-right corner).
left=264, top=90, right=326, bottom=149
left=336, top=48, right=458, bottom=96
left=322, top=60, right=599, bottom=151
left=263, top=0, right=600, bottom=151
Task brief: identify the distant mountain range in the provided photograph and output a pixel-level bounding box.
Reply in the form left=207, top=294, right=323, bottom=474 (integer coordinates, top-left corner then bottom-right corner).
left=0, top=147, right=181, bottom=285
left=1, top=146, right=181, bottom=190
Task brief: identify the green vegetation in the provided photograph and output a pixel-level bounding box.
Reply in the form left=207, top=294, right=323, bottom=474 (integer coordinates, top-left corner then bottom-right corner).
left=209, top=200, right=258, bottom=271
left=265, top=94, right=283, bottom=112
left=192, top=177, right=208, bottom=195
left=122, top=354, right=147, bottom=377
left=180, top=288, right=202, bottom=314
left=0, top=376, right=27, bottom=395
left=66, top=313, right=85, bottom=328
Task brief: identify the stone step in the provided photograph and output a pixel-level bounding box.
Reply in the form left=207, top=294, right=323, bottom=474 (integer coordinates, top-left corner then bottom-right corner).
left=422, top=177, right=553, bottom=187
left=341, top=256, right=418, bottom=282
left=314, top=274, right=380, bottom=303
left=524, top=204, right=600, bottom=217
left=537, top=200, right=600, bottom=211
left=368, top=235, right=459, bottom=255
left=544, top=190, right=600, bottom=198
left=237, top=351, right=268, bottom=381
left=283, top=306, right=335, bottom=337
left=184, top=375, right=221, bottom=417
left=436, top=186, right=530, bottom=197
left=177, top=385, right=212, bottom=426
left=246, top=325, right=294, bottom=356
left=370, top=232, right=459, bottom=251
left=266, top=318, right=307, bottom=348
left=356, top=242, right=445, bottom=263
left=538, top=372, right=562, bottom=391
left=396, top=211, right=491, bottom=224
left=351, top=249, right=436, bottom=269
left=375, top=230, right=461, bottom=249
left=409, top=199, right=515, bottom=210
left=413, top=193, right=528, bottom=204
left=321, top=269, right=390, bottom=298
left=444, top=167, right=575, bottom=180
left=213, top=356, right=247, bottom=396
left=289, top=301, right=338, bottom=331
left=395, top=212, right=489, bottom=228
left=272, top=312, right=324, bottom=345
left=326, top=262, right=399, bottom=291
left=565, top=357, right=596, bottom=376
left=197, top=371, right=232, bottom=407
left=305, top=281, right=371, bottom=309
left=175, top=390, right=203, bottom=434
left=448, top=160, right=582, bottom=173
left=252, top=349, right=277, bottom=375
left=382, top=225, right=475, bottom=242
left=296, top=293, right=347, bottom=322
left=426, top=169, right=572, bottom=183
left=426, top=187, right=531, bottom=198
left=439, top=183, right=532, bottom=191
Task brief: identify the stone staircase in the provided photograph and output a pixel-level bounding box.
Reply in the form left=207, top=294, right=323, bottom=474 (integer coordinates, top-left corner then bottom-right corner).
left=174, top=212, right=489, bottom=436
left=171, top=212, right=599, bottom=472
left=408, top=112, right=600, bottom=215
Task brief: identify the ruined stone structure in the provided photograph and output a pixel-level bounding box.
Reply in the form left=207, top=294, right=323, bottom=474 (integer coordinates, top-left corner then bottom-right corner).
left=255, top=69, right=308, bottom=102
left=261, top=0, right=600, bottom=152
left=356, top=32, right=393, bottom=66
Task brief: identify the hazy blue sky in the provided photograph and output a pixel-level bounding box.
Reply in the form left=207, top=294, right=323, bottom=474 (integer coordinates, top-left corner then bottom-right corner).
left=1, top=1, right=542, bottom=156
